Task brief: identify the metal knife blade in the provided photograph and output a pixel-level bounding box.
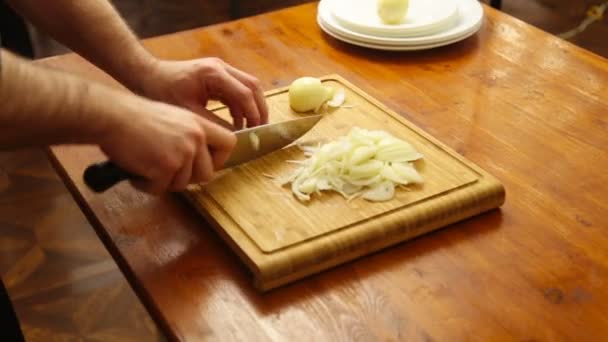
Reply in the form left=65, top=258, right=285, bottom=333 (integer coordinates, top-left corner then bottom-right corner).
left=223, top=114, right=323, bottom=168
left=83, top=115, right=323, bottom=192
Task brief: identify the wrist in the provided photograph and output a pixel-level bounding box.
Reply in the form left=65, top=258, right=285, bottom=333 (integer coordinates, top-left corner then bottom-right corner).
left=110, top=46, right=160, bottom=96
left=78, top=82, right=133, bottom=147
left=132, top=57, right=167, bottom=101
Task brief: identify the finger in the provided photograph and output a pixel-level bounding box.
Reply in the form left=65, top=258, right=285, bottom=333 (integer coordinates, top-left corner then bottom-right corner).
left=130, top=159, right=176, bottom=195
left=168, top=149, right=195, bottom=191
left=231, top=110, right=245, bottom=130
left=187, top=103, right=235, bottom=131
left=130, top=179, right=156, bottom=194
left=191, top=144, right=215, bottom=184
left=210, top=71, right=261, bottom=128
left=130, top=175, right=173, bottom=195
left=199, top=118, right=237, bottom=170
left=226, top=65, right=269, bottom=125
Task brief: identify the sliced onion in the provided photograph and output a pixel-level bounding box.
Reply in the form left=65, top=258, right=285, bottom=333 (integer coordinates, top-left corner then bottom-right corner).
left=391, top=162, right=424, bottom=184
left=349, top=146, right=378, bottom=165
left=327, top=88, right=346, bottom=107
left=362, top=181, right=395, bottom=202
left=284, top=127, right=424, bottom=202
left=348, top=160, right=383, bottom=179
left=249, top=132, right=260, bottom=151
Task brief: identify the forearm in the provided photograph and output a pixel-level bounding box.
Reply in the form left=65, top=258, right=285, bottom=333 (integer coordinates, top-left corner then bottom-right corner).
left=0, top=50, right=119, bottom=148
left=7, top=0, right=155, bottom=93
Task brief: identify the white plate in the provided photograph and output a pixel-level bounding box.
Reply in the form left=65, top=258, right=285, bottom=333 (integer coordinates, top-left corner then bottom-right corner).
left=318, top=0, right=483, bottom=46
left=331, top=0, right=459, bottom=37
left=318, top=13, right=482, bottom=51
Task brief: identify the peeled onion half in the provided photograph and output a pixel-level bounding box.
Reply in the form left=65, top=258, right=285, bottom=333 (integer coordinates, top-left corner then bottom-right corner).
left=288, top=77, right=346, bottom=113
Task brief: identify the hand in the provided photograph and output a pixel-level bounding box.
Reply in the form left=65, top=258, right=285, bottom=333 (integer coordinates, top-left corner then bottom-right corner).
left=139, top=58, right=269, bottom=130
left=100, top=95, right=236, bottom=194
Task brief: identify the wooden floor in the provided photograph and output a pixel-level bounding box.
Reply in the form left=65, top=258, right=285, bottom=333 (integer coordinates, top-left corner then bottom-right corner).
left=503, top=0, right=608, bottom=58
left=1, top=0, right=606, bottom=340
left=0, top=149, right=162, bottom=340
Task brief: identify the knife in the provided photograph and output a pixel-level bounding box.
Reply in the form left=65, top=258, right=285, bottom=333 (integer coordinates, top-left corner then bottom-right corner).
left=83, top=114, right=323, bottom=193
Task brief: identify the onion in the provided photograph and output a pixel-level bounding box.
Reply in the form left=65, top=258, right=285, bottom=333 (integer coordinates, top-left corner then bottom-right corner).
left=249, top=132, right=260, bottom=151
left=289, top=77, right=334, bottom=112
left=362, top=181, right=395, bottom=202
left=327, top=88, right=346, bottom=107
left=377, top=0, right=410, bottom=25
left=283, top=127, right=423, bottom=202
left=288, top=77, right=347, bottom=113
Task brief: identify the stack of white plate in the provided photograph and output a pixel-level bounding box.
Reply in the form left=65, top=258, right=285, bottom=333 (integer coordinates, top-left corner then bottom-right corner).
left=317, top=0, right=484, bottom=51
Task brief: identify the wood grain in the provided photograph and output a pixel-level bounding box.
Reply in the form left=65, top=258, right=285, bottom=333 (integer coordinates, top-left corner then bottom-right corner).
left=184, top=75, right=504, bottom=290
left=0, top=149, right=162, bottom=341
left=42, top=2, right=608, bottom=341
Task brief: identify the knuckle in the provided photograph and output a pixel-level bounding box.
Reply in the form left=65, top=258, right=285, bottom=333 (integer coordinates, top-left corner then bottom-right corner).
left=202, top=58, right=224, bottom=72
left=227, top=133, right=237, bottom=149
left=208, top=57, right=224, bottom=65
left=247, top=77, right=262, bottom=90
left=239, top=87, right=253, bottom=100
left=160, top=154, right=180, bottom=174
left=190, top=126, right=206, bottom=145
left=183, top=143, right=196, bottom=160
left=198, top=60, right=221, bottom=76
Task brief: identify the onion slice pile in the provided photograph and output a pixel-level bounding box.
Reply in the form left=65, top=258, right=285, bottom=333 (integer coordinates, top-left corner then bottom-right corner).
left=282, top=127, right=424, bottom=202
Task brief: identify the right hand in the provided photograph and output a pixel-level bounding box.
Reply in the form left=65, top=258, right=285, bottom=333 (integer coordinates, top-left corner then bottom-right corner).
left=99, top=96, right=236, bottom=194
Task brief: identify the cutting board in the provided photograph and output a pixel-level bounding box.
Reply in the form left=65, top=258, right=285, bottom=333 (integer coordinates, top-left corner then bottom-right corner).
left=184, top=74, right=505, bottom=291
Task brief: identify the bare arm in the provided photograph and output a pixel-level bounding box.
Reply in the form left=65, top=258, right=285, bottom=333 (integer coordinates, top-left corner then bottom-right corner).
left=0, top=49, right=235, bottom=193
left=6, top=0, right=269, bottom=128
left=6, top=0, right=153, bottom=92
left=0, top=49, right=115, bottom=148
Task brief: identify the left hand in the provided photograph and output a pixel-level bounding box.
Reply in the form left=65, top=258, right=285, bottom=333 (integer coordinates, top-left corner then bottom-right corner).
left=138, top=57, right=269, bottom=130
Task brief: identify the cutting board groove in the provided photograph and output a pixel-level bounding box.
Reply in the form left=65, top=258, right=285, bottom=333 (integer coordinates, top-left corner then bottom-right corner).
left=184, top=75, right=505, bottom=291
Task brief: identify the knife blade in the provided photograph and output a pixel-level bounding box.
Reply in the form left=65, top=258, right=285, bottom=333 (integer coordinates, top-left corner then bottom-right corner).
left=223, top=114, right=323, bottom=168
left=83, top=115, right=323, bottom=193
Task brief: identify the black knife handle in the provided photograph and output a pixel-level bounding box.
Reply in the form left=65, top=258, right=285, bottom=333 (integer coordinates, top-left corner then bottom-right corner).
left=83, top=161, right=136, bottom=192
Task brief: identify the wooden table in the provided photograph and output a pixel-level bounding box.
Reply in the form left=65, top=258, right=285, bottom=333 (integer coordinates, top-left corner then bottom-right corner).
left=42, top=3, right=608, bottom=341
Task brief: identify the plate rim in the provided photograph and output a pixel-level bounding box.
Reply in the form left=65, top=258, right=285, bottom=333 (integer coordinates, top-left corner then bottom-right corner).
left=317, top=13, right=483, bottom=51
left=331, top=0, right=460, bottom=35
left=318, top=0, right=484, bottom=45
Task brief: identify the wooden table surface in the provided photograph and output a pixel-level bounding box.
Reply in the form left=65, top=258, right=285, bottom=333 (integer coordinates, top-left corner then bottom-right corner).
left=42, top=2, right=608, bottom=341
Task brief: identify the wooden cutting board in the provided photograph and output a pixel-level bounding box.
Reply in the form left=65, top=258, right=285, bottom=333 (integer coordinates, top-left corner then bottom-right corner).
left=184, top=74, right=505, bottom=291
